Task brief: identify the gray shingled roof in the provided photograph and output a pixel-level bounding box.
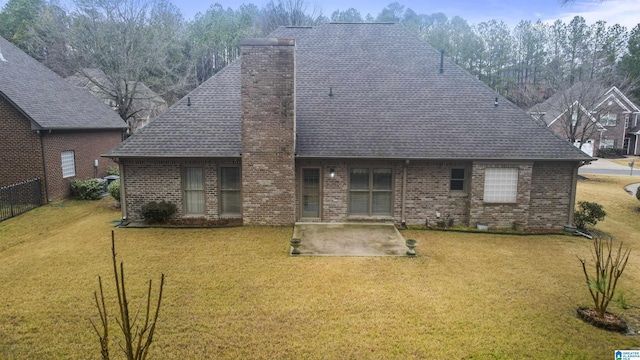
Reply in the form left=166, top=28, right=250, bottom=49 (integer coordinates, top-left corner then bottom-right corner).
left=107, top=23, right=589, bottom=161
left=0, top=36, right=127, bottom=130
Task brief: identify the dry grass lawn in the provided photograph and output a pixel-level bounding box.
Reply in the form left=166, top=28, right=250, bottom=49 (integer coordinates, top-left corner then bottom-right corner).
left=1, top=175, right=640, bottom=359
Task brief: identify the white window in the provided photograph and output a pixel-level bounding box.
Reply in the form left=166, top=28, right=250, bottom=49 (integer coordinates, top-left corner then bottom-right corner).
left=183, top=167, right=205, bottom=214
left=600, top=113, right=617, bottom=126
left=625, top=115, right=630, bottom=129
left=483, top=168, right=518, bottom=203
left=61, top=151, right=75, bottom=178
left=600, top=139, right=615, bottom=149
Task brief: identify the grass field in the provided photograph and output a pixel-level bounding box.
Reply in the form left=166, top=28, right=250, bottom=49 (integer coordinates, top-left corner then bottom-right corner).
left=0, top=175, right=639, bottom=359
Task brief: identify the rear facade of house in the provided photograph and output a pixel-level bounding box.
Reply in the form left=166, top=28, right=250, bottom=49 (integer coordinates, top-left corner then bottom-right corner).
left=107, top=24, right=590, bottom=230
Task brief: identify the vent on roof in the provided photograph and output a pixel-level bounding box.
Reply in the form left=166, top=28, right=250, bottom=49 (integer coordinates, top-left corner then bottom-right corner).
left=0, top=48, right=7, bottom=62
left=439, top=50, right=444, bottom=74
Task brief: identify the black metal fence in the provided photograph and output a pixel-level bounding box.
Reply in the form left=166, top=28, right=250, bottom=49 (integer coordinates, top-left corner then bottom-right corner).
left=0, top=178, right=42, bottom=222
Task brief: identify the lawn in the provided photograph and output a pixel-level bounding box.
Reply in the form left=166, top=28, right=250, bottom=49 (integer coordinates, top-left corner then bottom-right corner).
left=0, top=175, right=639, bottom=359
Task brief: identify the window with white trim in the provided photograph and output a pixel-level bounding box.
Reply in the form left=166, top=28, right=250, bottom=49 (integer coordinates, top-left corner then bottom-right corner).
left=183, top=167, right=205, bottom=214
left=61, top=151, right=75, bottom=178
left=600, top=112, right=617, bottom=126
left=600, top=139, right=615, bottom=149
left=483, top=168, right=518, bottom=203
left=625, top=114, right=630, bottom=128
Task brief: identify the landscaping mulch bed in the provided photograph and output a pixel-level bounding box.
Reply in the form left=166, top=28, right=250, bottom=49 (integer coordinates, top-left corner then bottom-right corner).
left=577, top=307, right=628, bottom=333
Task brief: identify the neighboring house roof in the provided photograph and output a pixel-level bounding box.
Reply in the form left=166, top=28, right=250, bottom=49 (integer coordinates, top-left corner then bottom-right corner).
left=65, top=68, right=168, bottom=126
left=598, top=86, right=640, bottom=113
left=0, top=36, right=127, bottom=130
left=545, top=101, right=603, bottom=130
left=528, top=82, right=608, bottom=126
left=107, top=23, right=589, bottom=161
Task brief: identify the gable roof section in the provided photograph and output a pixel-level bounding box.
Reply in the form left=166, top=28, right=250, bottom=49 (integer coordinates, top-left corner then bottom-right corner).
left=600, top=86, right=640, bottom=113
left=546, top=101, right=603, bottom=130
left=0, top=36, right=126, bottom=130
left=107, top=23, right=588, bottom=160
left=107, top=61, right=241, bottom=157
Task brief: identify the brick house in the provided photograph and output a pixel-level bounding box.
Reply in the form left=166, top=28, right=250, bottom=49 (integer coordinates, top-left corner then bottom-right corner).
left=529, top=83, right=640, bottom=156
left=106, top=24, right=591, bottom=230
left=0, top=36, right=127, bottom=201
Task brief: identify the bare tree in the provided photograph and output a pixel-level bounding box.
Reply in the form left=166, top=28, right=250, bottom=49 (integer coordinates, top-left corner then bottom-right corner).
left=529, top=81, right=608, bottom=150
left=67, top=0, right=185, bottom=122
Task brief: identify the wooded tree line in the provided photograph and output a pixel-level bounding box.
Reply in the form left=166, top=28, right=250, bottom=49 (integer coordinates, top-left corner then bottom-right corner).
left=1, top=0, right=639, bottom=118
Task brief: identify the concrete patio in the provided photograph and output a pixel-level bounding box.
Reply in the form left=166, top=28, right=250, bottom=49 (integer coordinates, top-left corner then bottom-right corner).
left=291, top=223, right=412, bottom=256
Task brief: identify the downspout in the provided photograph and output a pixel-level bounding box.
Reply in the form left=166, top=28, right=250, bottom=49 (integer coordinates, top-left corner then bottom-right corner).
left=568, top=162, right=580, bottom=226
left=38, top=131, right=50, bottom=202
left=119, top=160, right=127, bottom=222
left=401, top=160, right=408, bottom=228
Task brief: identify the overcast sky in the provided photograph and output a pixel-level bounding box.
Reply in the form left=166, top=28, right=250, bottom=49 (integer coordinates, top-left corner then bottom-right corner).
left=1, top=0, right=639, bottom=30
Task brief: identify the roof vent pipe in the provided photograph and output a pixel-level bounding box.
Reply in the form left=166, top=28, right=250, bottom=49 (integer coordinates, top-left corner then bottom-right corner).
left=439, top=50, right=444, bottom=74
left=494, top=97, right=498, bottom=107
left=187, top=97, right=191, bottom=106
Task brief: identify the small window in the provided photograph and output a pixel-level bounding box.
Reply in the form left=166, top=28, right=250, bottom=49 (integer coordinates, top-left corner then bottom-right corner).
left=183, top=167, right=205, bottom=214
left=483, top=168, right=518, bottom=203
left=450, top=168, right=465, bottom=191
left=220, top=167, right=241, bottom=216
left=61, top=151, right=75, bottom=178
left=625, top=115, right=630, bottom=129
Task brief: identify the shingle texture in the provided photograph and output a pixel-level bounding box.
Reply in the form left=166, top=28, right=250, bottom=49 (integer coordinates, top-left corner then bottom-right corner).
left=0, top=36, right=127, bottom=130
left=107, top=23, right=589, bottom=160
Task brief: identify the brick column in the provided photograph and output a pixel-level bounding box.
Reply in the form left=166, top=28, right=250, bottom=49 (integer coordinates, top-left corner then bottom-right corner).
left=240, top=38, right=296, bottom=225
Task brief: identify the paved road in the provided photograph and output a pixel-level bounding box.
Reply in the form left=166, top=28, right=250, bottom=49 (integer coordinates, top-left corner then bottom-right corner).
left=579, top=157, right=639, bottom=176
left=578, top=157, right=640, bottom=196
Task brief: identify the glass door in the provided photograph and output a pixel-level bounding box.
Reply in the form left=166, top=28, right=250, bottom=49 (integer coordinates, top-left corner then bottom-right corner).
left=302, top=168, right=320, bottom=218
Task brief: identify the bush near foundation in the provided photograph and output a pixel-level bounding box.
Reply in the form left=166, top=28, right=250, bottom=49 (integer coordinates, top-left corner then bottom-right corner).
left=71, top=179, right=104, bottom=200
left=141, top=201, right=177, bottom=223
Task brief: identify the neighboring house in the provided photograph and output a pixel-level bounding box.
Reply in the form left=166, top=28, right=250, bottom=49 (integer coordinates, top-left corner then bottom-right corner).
left=106, top=23, right=591, bottom=230
left=0, top=36, right=127, bottom=202
left=529, top=83, right=640, bottom=156
left=66, top=68, right=168, bottom=133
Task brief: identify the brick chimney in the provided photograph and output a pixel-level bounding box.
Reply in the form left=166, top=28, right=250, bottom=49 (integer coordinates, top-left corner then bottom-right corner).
left=240, top=38, right=296, bottom=226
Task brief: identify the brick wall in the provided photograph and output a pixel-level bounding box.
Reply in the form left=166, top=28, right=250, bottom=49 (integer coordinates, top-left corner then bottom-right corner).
left=294, top=159, right=470, bottom=226
left=122, top=158, right=240, bottom=221
left=469, top=162, right=533, bottom=229
left=240, top=38, right=296, bottom=226
left=404, top=160, right=471, bottom=227
left=0, top=96, right=45, bottom=193
left=42, top=130, right=122, bottom=200
left=528, top=161, right=576, bottom=229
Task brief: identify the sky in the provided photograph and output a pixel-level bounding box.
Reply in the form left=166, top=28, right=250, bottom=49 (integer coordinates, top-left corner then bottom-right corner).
left=1, top=0, right=639, bottom=30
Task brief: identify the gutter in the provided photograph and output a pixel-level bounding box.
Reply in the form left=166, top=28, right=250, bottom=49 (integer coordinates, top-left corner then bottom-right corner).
left=38, top=130, right=50, bottom=202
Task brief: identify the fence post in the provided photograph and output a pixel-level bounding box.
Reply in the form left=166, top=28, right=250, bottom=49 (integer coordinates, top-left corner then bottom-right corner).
left=9, top=186, right=14, bottom=218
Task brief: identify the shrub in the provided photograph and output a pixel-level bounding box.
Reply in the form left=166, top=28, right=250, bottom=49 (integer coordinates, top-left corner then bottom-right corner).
left=71, top=179, right=105, bottom=200
left=574, top=201, right=606, bottom=229
left=597, top=148, right=625, bottom=158
left=636, top=186, right=640, bottom=201
left=141, top=201, right=177, bottom=223
left=578, top=235, right=630, bottom=319
left=108, top=179, right=120, bottom=202
left=106, top=166, right=120, bottom=176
